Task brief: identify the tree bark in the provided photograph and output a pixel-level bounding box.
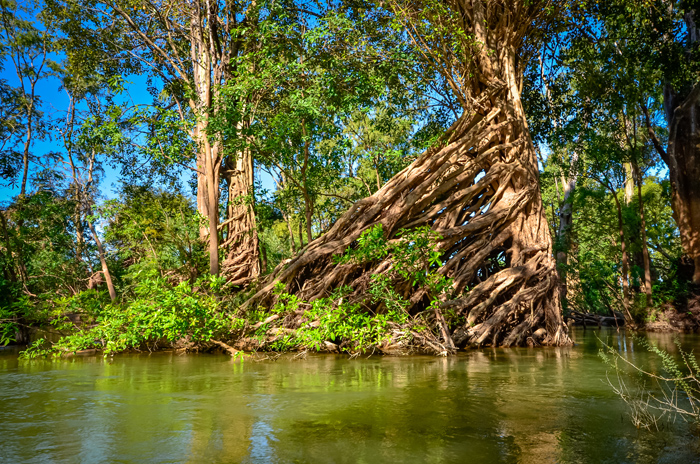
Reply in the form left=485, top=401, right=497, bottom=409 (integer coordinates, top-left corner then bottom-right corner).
left=634, top=162, right=653, bottom=305
left=298, top=219, right=304, bottom=248
left=663, top=82, right=700, bottom=285
left=611, top=189, right=632, bottom=320
left=556, top=151, right=578, bottom=303
left=107, top=0, right=261, bottom=280
left=285, top=212, right=297, bottom=254
left=87, top=221, right=117, bottom=302
left=222, top=145, right=259, bottom=285
left=0, top=210, right=18, bottom=282
left=242, top=0, right=570, bottom=347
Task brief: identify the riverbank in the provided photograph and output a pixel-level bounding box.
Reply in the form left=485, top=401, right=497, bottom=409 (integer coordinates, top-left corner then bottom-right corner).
left=9, top=278, right=700, bottom=360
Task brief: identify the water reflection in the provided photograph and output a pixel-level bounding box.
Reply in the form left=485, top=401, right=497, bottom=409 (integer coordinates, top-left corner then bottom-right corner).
left=1, top=329, right=699, bottom=463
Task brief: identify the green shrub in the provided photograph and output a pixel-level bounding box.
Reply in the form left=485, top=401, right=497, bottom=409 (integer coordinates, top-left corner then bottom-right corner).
left=20, top=275, right=231, bottom=358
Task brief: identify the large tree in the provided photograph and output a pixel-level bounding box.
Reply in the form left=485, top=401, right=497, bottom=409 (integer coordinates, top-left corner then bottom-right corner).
left=244, top=0, right=571, bottom=347
left=47, top=0, right=316, bottom=281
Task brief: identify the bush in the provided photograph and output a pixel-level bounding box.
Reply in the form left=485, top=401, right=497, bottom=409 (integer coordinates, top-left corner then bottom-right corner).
left=20, top=275, right=232, bottom=358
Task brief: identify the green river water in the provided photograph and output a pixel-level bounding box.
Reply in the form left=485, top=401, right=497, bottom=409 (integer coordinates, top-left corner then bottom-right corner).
left=1, top=328, right=699, bottom=463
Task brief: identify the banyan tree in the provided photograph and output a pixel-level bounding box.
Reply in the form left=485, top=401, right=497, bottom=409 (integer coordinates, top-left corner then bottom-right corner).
left=245, top=0, right=571, bottom=348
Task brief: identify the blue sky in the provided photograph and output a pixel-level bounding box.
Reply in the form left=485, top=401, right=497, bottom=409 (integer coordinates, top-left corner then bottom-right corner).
left=0, top=64, right=126, bottom=206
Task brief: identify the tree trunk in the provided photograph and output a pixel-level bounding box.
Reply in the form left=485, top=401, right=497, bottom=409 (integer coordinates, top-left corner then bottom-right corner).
left=196, top=134, right=221, bottom=276
left=242, top=0, right=570, bottom=347
left=298, top=220, right=304, bottom=248
left=0, top=210, right=17, bottom=282
left=611, top=191, right=632, bottom=320
left=285, top=212, right=297, bottom=254
left=663, top=83, right=700, bottom=285
left=634, top=162, right=653, bottom=305
left=87, top=221, right=117, bottom=302
left=556, top=151, right=578, bottom=303
left=222, top=146, right=260, bottom=285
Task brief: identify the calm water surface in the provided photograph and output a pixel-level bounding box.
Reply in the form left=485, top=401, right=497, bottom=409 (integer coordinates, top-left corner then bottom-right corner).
left=1, top=328, right=699, bottom=464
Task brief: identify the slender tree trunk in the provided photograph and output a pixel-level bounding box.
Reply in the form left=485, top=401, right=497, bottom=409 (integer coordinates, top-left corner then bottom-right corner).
left=556, top=151, right=578, bottom=303
left=611, top=190, right=632, bottom=320
left=634, top=162, right=653, bottom=305
left=205, top=142, right=220, bottom=276
left=298, top=220, right=304, bottom=249
left=0, top=210, right=17, bottom=282
left=87, top=221, right=116, bottom=302
left=74, top=210, right=85, bottom=264
left=284, top=212, right=297, bottom=254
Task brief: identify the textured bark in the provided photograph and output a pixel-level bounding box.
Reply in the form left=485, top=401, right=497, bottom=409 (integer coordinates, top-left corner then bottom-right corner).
left=221, top=146, right=260, bottom=285
left=243, top=0, right=570, bottom=348
left=645, top=11, right=700, bottom=286
left=663, top=83, right=700, bottom=285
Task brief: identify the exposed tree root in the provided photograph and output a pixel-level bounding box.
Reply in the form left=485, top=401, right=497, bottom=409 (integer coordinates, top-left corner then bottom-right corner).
left=221, top=149, right=260, bottom=285
left=240, top=1, right=571, bottom=349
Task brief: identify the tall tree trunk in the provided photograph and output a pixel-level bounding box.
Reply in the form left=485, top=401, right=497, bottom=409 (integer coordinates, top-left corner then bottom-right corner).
left=285, top=212, right=297, bottom=254
left=222, top=146, right=259, bottom=285
left=556, top=151, right=578, bottom=303
left=634, top=162, right=653, bottom=305
left=0, top=210, right=18, bottom=282
left=243, top=0, right=570, bottom=347
left=87, top=221, right=117, bottom=302
left=611, top=190, right=632, bottom=320
left=663, top=83, right=700, bottom=285
left=205, top=142, right=220, bottom=276
left=645, top=11, right=700, bottom=286
left=298, top=220, right=304, bottom=249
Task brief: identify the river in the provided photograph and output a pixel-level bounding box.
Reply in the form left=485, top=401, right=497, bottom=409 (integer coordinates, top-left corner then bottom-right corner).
left=1, top=328, right=699, bottom=463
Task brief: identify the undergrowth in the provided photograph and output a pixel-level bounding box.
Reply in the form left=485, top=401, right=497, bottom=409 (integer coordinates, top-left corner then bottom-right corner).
left=16, top=225, right=454, bottom=358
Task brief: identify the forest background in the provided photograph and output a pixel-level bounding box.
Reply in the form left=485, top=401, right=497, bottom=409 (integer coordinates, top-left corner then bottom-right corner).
left=0, top=0, right=699, bottom=357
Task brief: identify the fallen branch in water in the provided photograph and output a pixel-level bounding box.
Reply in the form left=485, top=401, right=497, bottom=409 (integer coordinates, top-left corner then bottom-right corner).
left=210, top=339, right=240, bottom=357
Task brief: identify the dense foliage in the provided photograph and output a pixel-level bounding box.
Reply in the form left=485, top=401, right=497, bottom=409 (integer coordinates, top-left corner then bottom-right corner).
left=1, top=0, right=699, bottom=356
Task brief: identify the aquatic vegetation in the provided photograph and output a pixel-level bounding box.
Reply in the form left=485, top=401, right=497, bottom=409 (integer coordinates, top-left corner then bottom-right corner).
left=600, top=336, right=700, bottom=429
